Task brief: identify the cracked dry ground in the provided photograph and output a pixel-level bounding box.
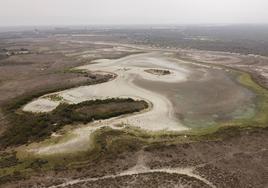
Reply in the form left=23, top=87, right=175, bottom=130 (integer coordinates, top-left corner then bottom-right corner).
left=13, top=127, right=268, bottom=188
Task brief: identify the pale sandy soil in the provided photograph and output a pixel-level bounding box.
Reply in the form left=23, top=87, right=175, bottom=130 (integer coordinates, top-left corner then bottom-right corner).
left=23, top=98, right=60, bottom=113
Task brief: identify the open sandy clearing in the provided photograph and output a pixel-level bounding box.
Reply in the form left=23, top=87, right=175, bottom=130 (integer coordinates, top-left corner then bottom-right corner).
left=23, top=98, right=60, bottom=113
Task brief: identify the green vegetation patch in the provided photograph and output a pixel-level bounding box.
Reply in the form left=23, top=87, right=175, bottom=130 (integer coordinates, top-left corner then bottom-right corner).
left=236, top=72, right=268, bottom=126
left=0, top=152, right=19, bottom=169
left=44, top=94, right=64, bottom=102
left=145, top=69, right=171, bottom=75
left=0, top=98, right=148, bottom=147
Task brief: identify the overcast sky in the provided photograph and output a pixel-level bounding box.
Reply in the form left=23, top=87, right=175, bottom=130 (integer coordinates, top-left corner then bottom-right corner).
left=1, top=0, right=268, bottom=26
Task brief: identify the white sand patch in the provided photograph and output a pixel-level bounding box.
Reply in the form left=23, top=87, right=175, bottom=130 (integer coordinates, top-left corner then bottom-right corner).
left=23, top=98, right=60, bottom=113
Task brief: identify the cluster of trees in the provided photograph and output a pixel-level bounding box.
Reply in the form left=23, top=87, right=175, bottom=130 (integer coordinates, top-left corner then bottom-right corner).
left=0, top=98, right=148, bottom=147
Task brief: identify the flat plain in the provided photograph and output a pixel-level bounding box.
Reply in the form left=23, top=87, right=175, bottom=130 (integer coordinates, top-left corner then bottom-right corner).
left=0, top=26, right=268, bottom=188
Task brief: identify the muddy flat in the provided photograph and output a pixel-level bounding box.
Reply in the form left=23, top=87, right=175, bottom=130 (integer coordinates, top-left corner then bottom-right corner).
left=22, top=51, right=256, bottom=155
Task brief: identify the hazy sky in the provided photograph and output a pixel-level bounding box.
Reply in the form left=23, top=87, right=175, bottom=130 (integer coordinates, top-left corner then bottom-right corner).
left=1, top=0, right=268, bottom=26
